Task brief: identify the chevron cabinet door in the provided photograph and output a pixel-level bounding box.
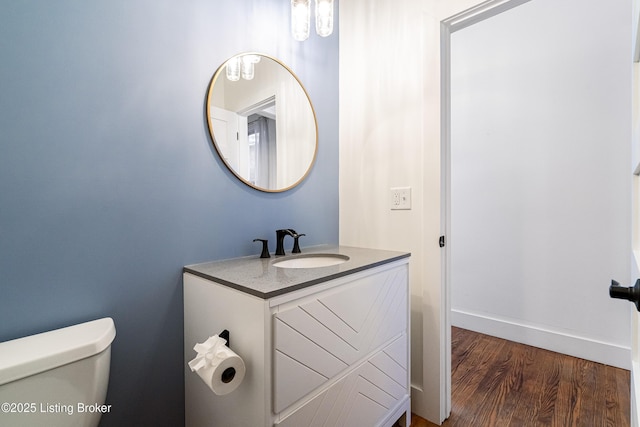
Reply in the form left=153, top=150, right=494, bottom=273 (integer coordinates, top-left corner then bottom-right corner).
left=275, top=335, right=409, bottom=427
left=273, top=264, right=410, bottom=425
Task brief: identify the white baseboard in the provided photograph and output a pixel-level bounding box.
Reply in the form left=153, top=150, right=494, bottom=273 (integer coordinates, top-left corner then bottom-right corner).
left=451, top=309, right=630, bottom=370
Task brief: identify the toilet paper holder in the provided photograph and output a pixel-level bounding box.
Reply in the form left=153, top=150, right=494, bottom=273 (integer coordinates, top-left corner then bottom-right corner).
left=219, top=329, right=230, bottom=348
left=188, top=328, right=245, bottom=393
left=217, top=329, right=238, bottom=385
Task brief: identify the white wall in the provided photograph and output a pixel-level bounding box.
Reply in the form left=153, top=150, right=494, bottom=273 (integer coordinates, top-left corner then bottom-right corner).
left=450, top=0, right=631, bottom=368
left=339, top=0, right=482, bottom=422
left=339, top=0, right=431, bottom=417
left=341, top=0, right=632, bottom=423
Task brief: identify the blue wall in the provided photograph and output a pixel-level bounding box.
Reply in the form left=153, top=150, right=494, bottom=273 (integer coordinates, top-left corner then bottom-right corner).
left=0, top=1, right=338, bottom=425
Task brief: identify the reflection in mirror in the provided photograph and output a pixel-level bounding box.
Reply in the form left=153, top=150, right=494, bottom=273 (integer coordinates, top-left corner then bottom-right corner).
left=206, top=53, right=318, bottom=192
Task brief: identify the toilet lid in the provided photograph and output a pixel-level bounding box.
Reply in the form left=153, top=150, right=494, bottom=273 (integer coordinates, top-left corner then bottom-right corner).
left=0, top=317, right=116, bottom=386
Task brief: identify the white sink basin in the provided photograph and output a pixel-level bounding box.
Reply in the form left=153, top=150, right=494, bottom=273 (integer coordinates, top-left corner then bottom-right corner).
left=272, top=254, right=350, bottom=269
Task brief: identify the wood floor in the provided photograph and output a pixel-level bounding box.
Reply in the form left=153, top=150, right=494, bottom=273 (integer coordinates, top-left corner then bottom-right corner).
left=409, top=327, right=630, bottom=427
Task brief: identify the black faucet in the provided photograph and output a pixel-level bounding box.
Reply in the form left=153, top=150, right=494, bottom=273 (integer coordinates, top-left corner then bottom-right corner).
left=291, top=233, right=305, bottom=253
left=276, top=229, right=301, bottom=255
left=252, top=239, right=270, bottom=258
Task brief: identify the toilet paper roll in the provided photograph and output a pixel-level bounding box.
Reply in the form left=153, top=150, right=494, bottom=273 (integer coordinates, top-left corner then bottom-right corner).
left=188, top=335, right=246, bottom=395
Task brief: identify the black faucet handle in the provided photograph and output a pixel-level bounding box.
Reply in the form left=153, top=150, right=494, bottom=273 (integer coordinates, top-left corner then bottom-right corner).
left=253, top=239, right=270, bottom=258
left=292, top=234, right=306, bottom=253
left=276, top=229, right=295, bottom=236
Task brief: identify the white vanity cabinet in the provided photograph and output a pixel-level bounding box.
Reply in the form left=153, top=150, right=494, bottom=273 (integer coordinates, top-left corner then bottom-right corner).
left=184, top=246, right=410, bottom=427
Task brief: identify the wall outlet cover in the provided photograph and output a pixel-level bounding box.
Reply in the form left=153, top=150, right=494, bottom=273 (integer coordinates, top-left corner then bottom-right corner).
left=391, top=187, right=411, bottom=210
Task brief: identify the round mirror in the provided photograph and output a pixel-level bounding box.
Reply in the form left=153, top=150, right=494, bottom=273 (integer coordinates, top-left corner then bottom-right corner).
left=206, top=53, right=318, bottom=192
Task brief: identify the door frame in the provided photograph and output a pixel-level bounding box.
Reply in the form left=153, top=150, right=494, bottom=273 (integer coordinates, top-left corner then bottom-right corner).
left=438, top=0, right=533, bottom=422
left=627, top=0, right=640, bottom=418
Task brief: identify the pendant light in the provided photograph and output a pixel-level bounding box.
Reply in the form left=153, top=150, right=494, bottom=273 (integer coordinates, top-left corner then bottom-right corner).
left=315, top=0, right=334, bottom=37
left=291, top=0, right=334, bottom=41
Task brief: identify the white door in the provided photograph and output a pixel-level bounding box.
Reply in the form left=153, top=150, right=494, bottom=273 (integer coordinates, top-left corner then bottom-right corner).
left=612, top=3, right=640, bottom=420
left=632, top=271, right=640, bottom=426
left=609, top=186, right=640, bottom=426
left=616, top=2, right=640, bottom=423
left=210, top=105, right=241, bottom=171
left=633, top=178, right=640, bottom=424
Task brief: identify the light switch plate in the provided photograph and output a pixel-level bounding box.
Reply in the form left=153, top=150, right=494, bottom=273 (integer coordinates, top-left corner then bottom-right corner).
left=391, top=187, right=411, bottom=210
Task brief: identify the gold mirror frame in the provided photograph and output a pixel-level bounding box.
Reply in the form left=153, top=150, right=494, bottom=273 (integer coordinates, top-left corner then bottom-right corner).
left=206, top=53, right=318, bottom=192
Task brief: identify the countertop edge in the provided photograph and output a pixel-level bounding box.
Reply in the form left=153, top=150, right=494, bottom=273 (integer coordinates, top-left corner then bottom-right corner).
left=183, top=250, right=410, bottom=299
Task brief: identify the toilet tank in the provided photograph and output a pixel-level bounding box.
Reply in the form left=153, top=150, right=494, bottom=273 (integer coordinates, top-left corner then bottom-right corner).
left=0, top=318, right=116, bottom=427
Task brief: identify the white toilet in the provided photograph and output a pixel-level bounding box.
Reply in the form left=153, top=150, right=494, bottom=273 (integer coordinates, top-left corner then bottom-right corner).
left=0, top=317, right=116, bottom=427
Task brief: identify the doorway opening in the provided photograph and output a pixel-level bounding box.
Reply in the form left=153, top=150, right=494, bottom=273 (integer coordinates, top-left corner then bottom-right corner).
left=440, top=2, right=533, bottom=420
left=441, top=0, right=632, bottom=422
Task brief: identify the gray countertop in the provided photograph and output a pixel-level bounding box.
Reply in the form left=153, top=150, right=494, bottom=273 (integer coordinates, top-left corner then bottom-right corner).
left=183, top=245, right=410, bottom=299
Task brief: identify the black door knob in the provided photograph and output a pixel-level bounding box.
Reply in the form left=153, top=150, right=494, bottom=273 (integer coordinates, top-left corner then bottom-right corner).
left=609, top=279, right=640, bottom=311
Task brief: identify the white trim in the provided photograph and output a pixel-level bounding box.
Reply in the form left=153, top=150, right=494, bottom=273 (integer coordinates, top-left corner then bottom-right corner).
left=452, top=309, right=631, bottom=370
left=237, top=95, right=276, bottom=119
left=633, top=1, right=640, bottom=421
left=439, top=18, right=453, bottom=424
left=634, top=4, right=640, bottom=62
left=442, top=0, right=532, bottom=31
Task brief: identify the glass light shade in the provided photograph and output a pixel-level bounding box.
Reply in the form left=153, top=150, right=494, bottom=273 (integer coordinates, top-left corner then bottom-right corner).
left=244, top=54, right=261, bottom=64
left=226, top=56, right=240, bottom=81
left=291, top=0, right=310, bottom=41
left=315, top=0, right=334, bottom=37
left=241, top=56, right=255, bottom=80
